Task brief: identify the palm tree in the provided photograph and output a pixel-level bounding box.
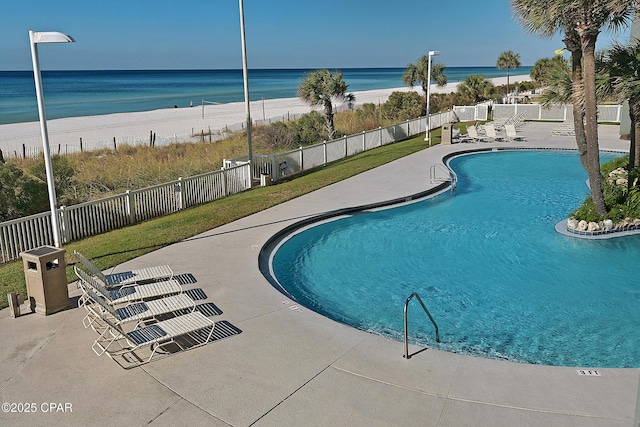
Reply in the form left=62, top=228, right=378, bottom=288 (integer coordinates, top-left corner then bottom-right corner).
left=457, top=75, right=495, bottom=103
left=496, top=50, right=521, bottom=98
left=530, top=55, right=569, bottom=88
left=598, top=41, right=640, bottom=171
left=402, top=55, right=448, bottom=106
left=512, top=0, right=633, bottom=217
left=297, top=70, right=355, bottom=140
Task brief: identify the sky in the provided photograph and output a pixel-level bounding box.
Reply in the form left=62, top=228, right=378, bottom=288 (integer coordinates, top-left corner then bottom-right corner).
left=0, top=0, right=631, bottom=71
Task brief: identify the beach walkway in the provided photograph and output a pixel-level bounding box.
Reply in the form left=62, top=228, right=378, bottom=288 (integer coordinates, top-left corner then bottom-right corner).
left=1, top=122, right=638, bottom=426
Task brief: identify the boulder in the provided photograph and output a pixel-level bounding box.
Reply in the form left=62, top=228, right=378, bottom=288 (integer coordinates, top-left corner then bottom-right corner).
left=587, top=222, right=600, bottom=232
left=567, top=218, right=578, bottom=229
left=578, top=220, right=588, bottom=231
left=603, top=219, right=613, bottom=231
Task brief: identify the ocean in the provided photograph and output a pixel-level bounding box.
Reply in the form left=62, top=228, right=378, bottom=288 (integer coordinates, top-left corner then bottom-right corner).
left=0, top=67, right=532, bottom=125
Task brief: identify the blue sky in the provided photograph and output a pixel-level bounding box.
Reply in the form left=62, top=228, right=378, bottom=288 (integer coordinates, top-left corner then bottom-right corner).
left=1, top=0, right=630, bottom=70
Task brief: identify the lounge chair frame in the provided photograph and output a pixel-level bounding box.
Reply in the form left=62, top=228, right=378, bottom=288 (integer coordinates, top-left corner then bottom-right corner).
left=74, top=250, right=173, bottom=287
left=92, top=311, right=215, bottom=368
left=75, top=266, right=183, bottom=307
left=80, top=285, right=196, bottom=332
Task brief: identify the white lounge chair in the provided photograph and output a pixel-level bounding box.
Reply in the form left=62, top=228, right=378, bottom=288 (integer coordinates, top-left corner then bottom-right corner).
left=91, top=310, right=215, bottom=368
left=75, top=266, right=183, bottom=307
left=74, top=250, right=173, bottom=287
left=505, top=124, right=527, bottom=141
left=467, top=125, right=489, bottom=142
left=484, top=123, right=505, bottom=142
left=80, top=285, right=196, bottom=331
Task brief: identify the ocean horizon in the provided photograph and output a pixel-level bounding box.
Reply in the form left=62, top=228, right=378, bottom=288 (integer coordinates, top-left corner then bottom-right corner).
left=0, top=66, right=532, bottom=125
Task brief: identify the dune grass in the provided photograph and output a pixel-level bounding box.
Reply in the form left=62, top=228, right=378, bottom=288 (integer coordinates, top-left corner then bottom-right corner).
left=0, top=131, right=439, bottom=310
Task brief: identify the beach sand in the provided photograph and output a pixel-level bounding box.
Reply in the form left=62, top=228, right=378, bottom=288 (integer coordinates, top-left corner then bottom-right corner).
left=0, top=75, right=530, bottom=156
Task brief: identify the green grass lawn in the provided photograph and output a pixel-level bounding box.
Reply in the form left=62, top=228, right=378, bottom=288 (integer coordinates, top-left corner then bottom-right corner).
left=0, top=132, right=439, bottom=310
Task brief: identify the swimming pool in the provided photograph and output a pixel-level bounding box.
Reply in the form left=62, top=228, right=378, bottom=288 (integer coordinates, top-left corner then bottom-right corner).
left=268, top=150, right=639, bottom=368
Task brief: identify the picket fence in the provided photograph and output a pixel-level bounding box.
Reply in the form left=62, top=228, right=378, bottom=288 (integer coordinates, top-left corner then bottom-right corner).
left=0, top=111, right=451, bottom=264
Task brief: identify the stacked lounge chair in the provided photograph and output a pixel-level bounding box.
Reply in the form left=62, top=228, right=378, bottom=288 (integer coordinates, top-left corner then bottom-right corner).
left=73, top=252, right=218, bottom=368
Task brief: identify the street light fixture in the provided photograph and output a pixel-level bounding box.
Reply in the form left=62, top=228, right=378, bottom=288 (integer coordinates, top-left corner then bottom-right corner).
left=239, top=0, right=252, bottom=172
left=29, top=30, right=75, bottom=248
left=425, top=50, right=440, bottom=145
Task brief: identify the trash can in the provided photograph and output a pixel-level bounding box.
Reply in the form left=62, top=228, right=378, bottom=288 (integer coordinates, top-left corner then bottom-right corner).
left=441, top=123, right=453, bottom=145
left=20, top=246, right=69, bottom=315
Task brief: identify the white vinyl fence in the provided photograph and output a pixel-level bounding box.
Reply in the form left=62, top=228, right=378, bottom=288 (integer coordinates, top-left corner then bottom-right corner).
left=454, top=103, right=622, bottom=123
left=491, top=104, right=622, bottom=122
left=1, top=110, right=454, bottom=263
left=227, top=111, right=455, bottom=182
left=0, top=164, right=251, bottom=263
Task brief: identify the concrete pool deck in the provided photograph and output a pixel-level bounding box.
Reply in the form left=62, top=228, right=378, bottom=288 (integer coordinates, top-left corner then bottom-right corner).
left=1, top=122, right=639, bottom=426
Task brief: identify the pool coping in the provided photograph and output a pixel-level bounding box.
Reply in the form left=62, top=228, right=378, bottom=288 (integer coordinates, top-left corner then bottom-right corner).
left=1, top=122, right=639, bottom=426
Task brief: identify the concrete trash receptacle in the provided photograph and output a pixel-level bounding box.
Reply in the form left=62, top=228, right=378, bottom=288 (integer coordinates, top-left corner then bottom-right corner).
left=20, top=246, right=69, bottom=315
left=441, top=123, right=453, bottom=145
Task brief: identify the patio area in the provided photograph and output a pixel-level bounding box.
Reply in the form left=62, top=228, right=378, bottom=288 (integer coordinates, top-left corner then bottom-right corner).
left=1, top=122, right=638, bottom=426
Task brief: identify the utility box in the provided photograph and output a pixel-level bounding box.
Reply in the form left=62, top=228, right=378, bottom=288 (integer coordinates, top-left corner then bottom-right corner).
left=20, top=246, right=69, bottom=315
left=441, top=123, right=453, bottom=145
left=260, top=174, right=272, bottom=187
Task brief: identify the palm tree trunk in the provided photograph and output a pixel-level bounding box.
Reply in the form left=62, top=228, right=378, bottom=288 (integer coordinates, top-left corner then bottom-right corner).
left=570, top=49, right=587, bottom=169
left=506, top=68, right=510, bottom=100
left=581, top=32, right=607, bottom=217
left=631, top=96, right=640, bottom=170
left=324, top=99, right=335, bottom=140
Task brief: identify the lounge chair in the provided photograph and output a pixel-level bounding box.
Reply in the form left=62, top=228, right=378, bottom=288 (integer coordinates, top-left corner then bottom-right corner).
left=484, top=123, right=505, bottom=142
left=80, top=285, right=196, bottom=331
left=74, top=250, right=173, bottom=287
left=505, top=124, right=527, bottom=141
left=91, top=310, right=215, bottom=368
left=75, top=266, right=183, bottom=307
left=452, top=127, right=473, bottom=143
left=467, top=125, right=489, bottom=142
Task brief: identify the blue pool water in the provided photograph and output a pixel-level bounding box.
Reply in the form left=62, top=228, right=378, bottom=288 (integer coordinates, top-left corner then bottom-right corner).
left=270, top=150, right=640, bottom=368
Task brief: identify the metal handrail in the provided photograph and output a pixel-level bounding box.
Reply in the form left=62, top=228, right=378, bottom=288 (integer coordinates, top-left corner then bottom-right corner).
left=430, top=163, right=457, bottom=193
left=403, top=292, right=440, bottom=359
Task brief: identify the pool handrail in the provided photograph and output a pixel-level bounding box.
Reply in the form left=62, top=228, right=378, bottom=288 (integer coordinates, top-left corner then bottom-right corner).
left=403, top=292, right=440, bottom=359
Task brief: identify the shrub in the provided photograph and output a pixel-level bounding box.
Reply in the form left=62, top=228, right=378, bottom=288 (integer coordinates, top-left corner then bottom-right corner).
left=289, top=111, right=328, bottom=145
left=379, top=91, right=423, bottom=121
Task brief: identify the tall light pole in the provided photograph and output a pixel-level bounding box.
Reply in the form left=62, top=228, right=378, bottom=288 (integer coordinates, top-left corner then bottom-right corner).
left=424, top=50, right=440, bottom=145
left=29, top=30, right=75, bottom=248
left=239, top=0, right=252, bottom=171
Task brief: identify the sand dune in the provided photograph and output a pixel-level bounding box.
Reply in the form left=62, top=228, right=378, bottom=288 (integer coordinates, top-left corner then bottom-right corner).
left=0, top=75, right=530, bottom=155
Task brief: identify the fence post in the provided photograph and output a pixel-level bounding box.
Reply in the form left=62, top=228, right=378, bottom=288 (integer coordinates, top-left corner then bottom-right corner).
left=299, top=146, right=304, bottom=173
left=59, top=206, right=70, bottom=244
left=175, top=177, right=184, bottom=210
left=125, top=190, right=135, bottom=224
left=222, top=168, right=228, bottom=196
left=379, top=127, right=383, bottom=147
left=323, top=140, right=327, bottom=166
left=362, top=131, right=366, bottom=153
left=344, top=135, right=348, bottom=158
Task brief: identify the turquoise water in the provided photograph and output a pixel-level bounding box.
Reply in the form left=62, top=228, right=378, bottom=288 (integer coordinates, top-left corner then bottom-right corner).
left=270, top=150, right=640, bottom=368
left=0, top=66, right=531, bottom=124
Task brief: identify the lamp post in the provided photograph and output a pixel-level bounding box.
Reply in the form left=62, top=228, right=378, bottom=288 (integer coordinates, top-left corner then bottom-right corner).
left=29, top=30, right=75, bottom=248
left=239, top=0, right=252, bottom=171
left=424, top=50, right=440, bottom=145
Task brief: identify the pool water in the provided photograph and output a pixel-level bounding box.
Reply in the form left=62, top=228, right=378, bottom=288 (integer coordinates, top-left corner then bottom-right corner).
left=270, top=150, right=640, bottom=368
